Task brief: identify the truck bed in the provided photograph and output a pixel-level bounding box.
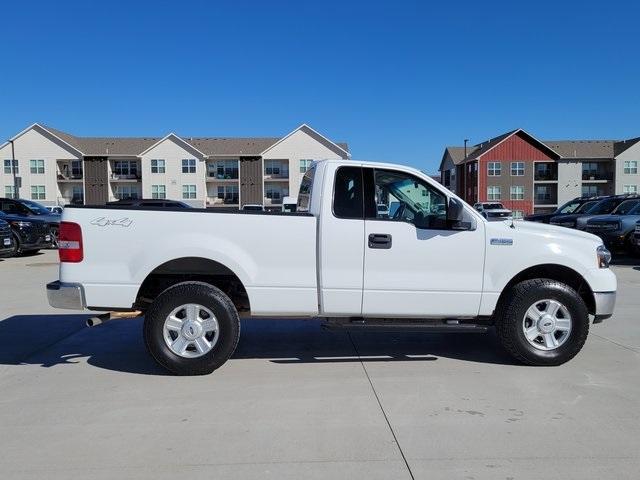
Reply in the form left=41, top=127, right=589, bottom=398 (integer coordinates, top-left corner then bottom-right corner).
left=60, top=206, right=319, bottom=315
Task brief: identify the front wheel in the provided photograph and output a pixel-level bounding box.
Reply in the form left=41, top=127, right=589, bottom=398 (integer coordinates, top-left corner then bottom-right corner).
left=495, top=279, right=589, bottom=366
left=144, top=281, right=241, bottom=375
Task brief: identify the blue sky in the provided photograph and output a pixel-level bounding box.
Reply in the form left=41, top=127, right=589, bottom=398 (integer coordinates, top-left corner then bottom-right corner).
left=1, top=0, right=638, bottom=173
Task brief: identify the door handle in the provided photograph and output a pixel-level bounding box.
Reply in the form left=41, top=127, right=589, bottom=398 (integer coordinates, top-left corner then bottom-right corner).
left=368, top=233, right=392, bottom=249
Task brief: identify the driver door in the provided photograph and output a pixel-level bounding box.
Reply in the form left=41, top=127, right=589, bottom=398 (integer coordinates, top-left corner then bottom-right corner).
left=362, top=168, right=485, bottom=317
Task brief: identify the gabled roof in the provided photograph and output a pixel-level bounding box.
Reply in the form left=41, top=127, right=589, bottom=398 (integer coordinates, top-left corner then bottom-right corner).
left=260, top=124, right=351, bottom=158
left=614, top=137, right=640, bottom=156
left=138, top=133, right=205, bottom=157
left=543, top=140, right=616, bottom=159
left=15, top=123, right=349, bottom=158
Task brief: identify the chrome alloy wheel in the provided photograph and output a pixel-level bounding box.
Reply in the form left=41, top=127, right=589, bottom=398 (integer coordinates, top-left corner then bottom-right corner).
left=522, top=299, right=572, bottom=351
left=163, top=304, right=219, bottom=358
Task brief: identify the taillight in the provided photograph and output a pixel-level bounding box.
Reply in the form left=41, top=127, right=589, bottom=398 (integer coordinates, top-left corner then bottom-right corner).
left=58, top=221, right=83, bottom=263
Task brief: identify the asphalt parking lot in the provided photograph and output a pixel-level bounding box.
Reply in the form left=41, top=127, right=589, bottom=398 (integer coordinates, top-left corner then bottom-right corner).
left=1, top=250, right=639, bottom=479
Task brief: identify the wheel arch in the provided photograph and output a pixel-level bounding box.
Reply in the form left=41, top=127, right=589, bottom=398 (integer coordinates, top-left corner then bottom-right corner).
left=135, top=256, right=251, bottom=314
left=495, top=264, right=595, bottom=316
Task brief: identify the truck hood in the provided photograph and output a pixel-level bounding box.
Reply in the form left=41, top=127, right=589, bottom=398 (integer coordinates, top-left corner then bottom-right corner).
left=488, top=219, right=601, bottom=246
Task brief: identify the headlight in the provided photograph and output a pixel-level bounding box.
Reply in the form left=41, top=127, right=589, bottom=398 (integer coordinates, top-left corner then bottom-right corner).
left=10, top=221, right=32, bottom=228
left=597, top=245, right=611, bottom=268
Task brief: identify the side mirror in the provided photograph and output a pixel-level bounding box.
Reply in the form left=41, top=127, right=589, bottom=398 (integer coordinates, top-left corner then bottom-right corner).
left=447, top=197, right=464, bottom=223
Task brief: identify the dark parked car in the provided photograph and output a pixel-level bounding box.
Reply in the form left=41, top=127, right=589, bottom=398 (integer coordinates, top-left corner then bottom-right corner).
left=549, top=195, right=640, bottom=230
left=0, top=219, right=15, bottom=258
left=106, top=199, right=192, bottom=208
left=525, top=196, right=602, bottom=224
left=585, top=199, right=640, bottom=254
left=0, top=211, right=53, bottom=255
left=634, top=221, right=640, bottom=250
left=0, top=198, right=61, bottom=245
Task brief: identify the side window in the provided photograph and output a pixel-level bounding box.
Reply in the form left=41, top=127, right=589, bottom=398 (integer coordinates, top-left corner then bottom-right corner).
left=371, top=169, right=447, bottom=229
left=333, top=166, right=363, bottom=219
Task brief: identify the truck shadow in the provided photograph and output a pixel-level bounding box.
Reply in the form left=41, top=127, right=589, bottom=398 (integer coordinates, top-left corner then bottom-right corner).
left=0, top=314, right=517, bottom=375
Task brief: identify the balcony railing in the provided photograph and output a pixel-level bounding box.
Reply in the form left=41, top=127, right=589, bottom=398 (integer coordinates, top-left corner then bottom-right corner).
left=534, top=171, right=558, bottom=181
left=110, top=172, right=141, bottom=181
left=57, top=173, right=83, bottom=181
left=534, top=195, right=557, bottom=205
left=582, top=171, right=613, bottom=181
left=208, top=172, right=239, bottom=180
left=264, top=172, right=289, bottom=179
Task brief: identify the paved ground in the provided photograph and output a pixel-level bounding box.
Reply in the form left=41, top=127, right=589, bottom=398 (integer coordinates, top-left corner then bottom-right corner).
left=0, top=250, right=639, bottom=479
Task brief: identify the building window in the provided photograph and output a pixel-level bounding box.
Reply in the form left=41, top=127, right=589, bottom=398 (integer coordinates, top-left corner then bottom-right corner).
left=582, top=184, right=602, bottom=197
left=4, top=186, right=16, bottom=198
left=487, top=186, right=501, bottom=200
left=72, top=186, right=83, bottom=204
left=4, top=159, right=18, bottom=174
left=209, top=160, right=238, bottom=179
left=182, top=184, right=196, bottom=199
left=30, top=159, right=45, bottom=174
left=266, top=184, right=289, bottom=200
left=511, top=162, right=525, bottom=176
left=31, top=185, right=46, bottom=200
left=71, top=160, right=83, bottom=177
left=152, top=185, right=166, bottom=199
left=265, top=160, right=288, bottom=177
left=151, top=159, right=165, bottom=173
left=623, top=185, right=638, bottom=194
left=300, top=159, right=313, bottom=173
left=535, top=185, right=552, bottom=201
left=216, top=185, right=239, bottom=204
left=512, top=210, right=524, bottom=219
left=114, top=185, right=139, bottom=200
left=510, top=185, right=524, bottom=200
left=182, top=159, right=196, bottom=173
left=113, top=160, right=138, bottom=177
left=487, top=162, right=501, bottom=176
left=624, top=160, right=638, bottom=174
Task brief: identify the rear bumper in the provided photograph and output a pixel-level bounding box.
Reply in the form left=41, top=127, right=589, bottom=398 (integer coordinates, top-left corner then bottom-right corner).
left=46, top=281, right=86, bottom=310
left=593, top=291, right=616, bottom=322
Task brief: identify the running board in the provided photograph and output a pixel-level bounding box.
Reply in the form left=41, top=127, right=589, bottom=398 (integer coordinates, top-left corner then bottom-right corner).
left=322, top=319, right=489, bottom=334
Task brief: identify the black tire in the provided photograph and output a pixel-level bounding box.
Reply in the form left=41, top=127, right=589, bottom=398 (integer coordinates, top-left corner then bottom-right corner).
left=11, top=233, right=21, bottom=256
left=143, top=281, right=240, bottom=376
left=495, top=279, right=589, bottom=366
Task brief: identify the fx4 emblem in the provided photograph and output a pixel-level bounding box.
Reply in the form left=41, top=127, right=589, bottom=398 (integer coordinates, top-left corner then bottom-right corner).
left=91, top=217, right=133, bottom=228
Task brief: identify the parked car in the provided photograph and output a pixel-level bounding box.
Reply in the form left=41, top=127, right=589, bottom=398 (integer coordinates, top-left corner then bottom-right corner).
left=0, top=219, right=15, bottom=258
left=550, top=195, right=640, bottom=230
left=0, top=211, right=53, bottom=255
left=106, top=199, right=192, bottom=208
left=0, top=198, right=61, bottom=246
left=525, top=196, right=603, bottom=224
left=47, top=159, right=616, bottom=375
left=473, top=202, right=512, bottom=221
left=47, top=206, right=64, bottom=214
left=634, top=221, right=640, bottom=250
left=584, top=199, right=640, bottom=254
left=242, top=204, right=265, bottom=212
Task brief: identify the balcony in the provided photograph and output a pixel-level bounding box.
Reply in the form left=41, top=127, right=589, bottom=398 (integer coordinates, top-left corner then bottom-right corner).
left=582, top=171, right=613, bottom=182
left=206, top=172, right=239, bottom=182
left=57, top=173, right=83, bottom=182
left=534, top=163, right=558, bottom=182
left=110, top=172, right=141, bottom=182
left=57, top=160, right=83, bottom=182
left=207, top=195, right=239, bottom=207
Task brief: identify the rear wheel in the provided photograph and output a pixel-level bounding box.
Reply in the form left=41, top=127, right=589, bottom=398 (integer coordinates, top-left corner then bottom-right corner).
left=495, top=279, right=589, bottom=366
left=143, top=281, right=240, bottom=375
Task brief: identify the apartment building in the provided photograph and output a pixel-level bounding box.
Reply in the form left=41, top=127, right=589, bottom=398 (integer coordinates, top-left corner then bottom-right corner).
left=0, top=123, right=350, bottom=209
left=439, top=129, right=640, bottom=217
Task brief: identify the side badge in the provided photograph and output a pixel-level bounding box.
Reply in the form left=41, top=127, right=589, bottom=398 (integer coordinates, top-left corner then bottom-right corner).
left=490, top=238, right=513, bottom=246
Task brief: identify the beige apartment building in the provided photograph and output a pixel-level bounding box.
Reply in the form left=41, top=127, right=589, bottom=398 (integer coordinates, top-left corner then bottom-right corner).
left=0, top=123, right=350, bottom=209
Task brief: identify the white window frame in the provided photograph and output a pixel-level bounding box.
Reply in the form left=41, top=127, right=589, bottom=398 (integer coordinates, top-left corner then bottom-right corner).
left=29, top=159, right=45, bottom=174
left=299, top=159, right=313, bottom=173
left=4, top=159, right=18, bottom=175
left=624, top=160, right=638, bottom=175
left=182, top=184, right=196, bottom=199
left=487, top=162, right=501, bottom=176
left=4, top=185, right=16, bottom=198
left=151, top=159, right=165, bottom=174
left=510, top=185, right=524, bottom=200
left=623, top=184, right=638, bottom=194
left=114, top=160, right=138, bottom=177
left=151, top=185, right=166, bottom=199
left=30, top=185, right=46, bottom=200
left=114, top=185, right=139, bottom=200
left=487, top=186, right=501, bottom=200
left=182, top=159, right=196, bottom=174
left=510, top=162, right=525, bottom=176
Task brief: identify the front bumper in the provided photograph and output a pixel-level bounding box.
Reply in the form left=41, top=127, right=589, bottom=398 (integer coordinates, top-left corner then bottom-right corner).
left=587, top=231, right=626, bottom=249
left=46, top=281, right=86, bottom=310
left=593, top=291, right=616, bottom=322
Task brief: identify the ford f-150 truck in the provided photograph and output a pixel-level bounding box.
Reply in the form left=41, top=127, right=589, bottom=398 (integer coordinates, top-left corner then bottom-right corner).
left=47, top=160, right=617, bottom=375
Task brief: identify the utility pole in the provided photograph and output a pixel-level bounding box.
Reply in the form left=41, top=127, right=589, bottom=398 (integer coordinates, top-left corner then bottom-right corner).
left=463, top=139, right=469, bottom=202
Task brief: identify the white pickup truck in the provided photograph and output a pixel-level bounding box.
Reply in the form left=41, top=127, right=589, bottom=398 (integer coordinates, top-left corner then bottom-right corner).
left=47, top=160, right=617, bottom=375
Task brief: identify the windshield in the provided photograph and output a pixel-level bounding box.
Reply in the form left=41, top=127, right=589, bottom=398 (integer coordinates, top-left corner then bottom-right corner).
left=587, top=198, right=619, bottom=215
left=612, top=199, right=640, bottom=215
left=557, top=200, right=581, bottom=214
left=19, top=199, right=51, bottom=215
left=483, top=203, right=504, bottom=210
